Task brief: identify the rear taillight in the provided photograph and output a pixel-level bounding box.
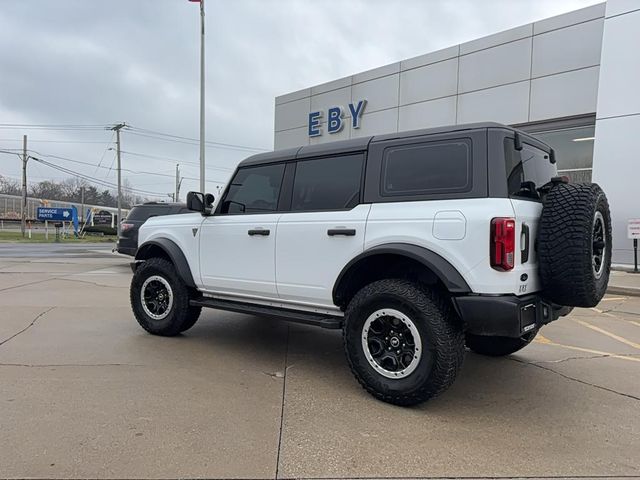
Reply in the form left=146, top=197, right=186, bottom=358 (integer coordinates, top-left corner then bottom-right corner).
left=121, top=223, right=134, bottom=232
left=490, top=217, right=515, bottom=271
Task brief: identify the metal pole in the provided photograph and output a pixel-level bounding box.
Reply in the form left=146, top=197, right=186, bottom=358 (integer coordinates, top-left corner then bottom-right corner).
left=111, top=123, right=125, bottom=239
left=175, top=164, right=180, bottom=202
left=634, top=239, right=638, bottom=273
left=21, top=134, right=27, bottom=237
left=199, top=0, right=206, bottom=193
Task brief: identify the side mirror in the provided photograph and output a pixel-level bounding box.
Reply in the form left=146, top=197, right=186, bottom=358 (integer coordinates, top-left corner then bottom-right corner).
left=187, top=191, right=205, bottom=213
left=186, top=191, right=215, bottom=215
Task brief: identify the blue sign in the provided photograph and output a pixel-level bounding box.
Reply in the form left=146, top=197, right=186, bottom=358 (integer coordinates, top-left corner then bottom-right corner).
left=309, top=99, right=367, bottom=137
left=37, top=207, right=74, bottom=221
left=37, top=207, right=79, bottom=234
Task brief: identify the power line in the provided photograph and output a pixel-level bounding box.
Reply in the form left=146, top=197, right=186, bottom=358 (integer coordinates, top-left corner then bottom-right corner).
left=0, top=138, right=110, bottom=144
left=118, top=149, right=233, bottom=172
left=126, top=125, right=269, bottom=151
left=30, top=156, right=168, bottom=197
left=125, top=128, right=268, bottom=153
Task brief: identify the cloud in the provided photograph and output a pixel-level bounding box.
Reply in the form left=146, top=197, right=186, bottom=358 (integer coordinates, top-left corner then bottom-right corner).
left=0, top=0, right=601, bottom=198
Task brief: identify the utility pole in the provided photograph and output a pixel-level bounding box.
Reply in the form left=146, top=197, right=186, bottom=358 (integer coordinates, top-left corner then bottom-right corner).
left=199, top=0, right=206, bottom=193
left=21, top=135, right=27, bottom=238
left=175, top=164, right=181, bottom=202
left=111, top=123, right=126, bottom=239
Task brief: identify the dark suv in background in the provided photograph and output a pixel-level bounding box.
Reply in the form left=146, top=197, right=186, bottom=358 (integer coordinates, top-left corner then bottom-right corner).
left=116, top=202, right=190, bottom=256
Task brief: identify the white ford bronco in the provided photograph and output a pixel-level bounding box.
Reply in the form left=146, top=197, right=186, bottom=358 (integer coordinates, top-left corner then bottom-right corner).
left=129, top=122, right=611, bottom=406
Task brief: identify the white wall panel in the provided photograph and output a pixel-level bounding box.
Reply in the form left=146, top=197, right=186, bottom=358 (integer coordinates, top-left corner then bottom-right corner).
left=398, top=96, right=457, bottom=131
left=275, top=88, right=310, bottom=106
left=399, top=58, right=458, bottom=105
left=595, top=9, right=640, bottom=119
left=352, top=74, right=399, bottom=114
left=460, top=24, right=532, bottom=54
left=530, top=66, right=599, bottom=121
left=274, top=97, right=310, bottom=132
left=534, top=3, right=605, bottom=34
left=532, top=19, right=603, bottom=77
left=309, top=122, right=351, bottom=145
left=310, top=87, right=352, bottom=119
left=458, top=38, right=532, bottom=93
left=457, top=81, right=530, bottom=125
left=400, top=45, right=458, bottom=71
left=351, top=108, right=398, bottom=137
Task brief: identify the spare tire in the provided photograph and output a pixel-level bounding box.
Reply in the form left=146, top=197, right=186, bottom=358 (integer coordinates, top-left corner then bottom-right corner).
left=538, top=183, right=611, bottom=307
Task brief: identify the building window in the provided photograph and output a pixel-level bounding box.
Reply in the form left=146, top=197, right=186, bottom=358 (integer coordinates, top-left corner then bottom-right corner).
left=526, top=123, right=595, bottom=183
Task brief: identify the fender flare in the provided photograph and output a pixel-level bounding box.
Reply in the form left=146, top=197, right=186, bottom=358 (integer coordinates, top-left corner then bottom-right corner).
left=332, top=243, right=471, bottom=304
left=135, top=238, right=196, bottom=288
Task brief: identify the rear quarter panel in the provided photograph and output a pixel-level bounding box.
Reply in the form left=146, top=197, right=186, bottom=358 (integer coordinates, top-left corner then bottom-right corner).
left=365, top=198, right=535, bottom=295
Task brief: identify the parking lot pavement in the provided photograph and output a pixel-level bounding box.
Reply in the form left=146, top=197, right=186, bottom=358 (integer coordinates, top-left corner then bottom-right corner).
left=0, top=251, right=639, bottom=479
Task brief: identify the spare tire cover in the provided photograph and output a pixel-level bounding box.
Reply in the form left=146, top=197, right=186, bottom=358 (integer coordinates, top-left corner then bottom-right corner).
left=537, top=183, right=611, bottom=308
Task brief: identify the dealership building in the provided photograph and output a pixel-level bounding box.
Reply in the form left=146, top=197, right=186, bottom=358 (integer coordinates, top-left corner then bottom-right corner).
left=273, top=0, right=639, bottom=265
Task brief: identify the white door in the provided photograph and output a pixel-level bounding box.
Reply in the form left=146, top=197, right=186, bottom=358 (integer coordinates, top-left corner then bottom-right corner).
left=275, top=153, right=368, bottom=307
left=199, top=163, right=286, bottom=298
left=276, top=205, right=370, bottom=306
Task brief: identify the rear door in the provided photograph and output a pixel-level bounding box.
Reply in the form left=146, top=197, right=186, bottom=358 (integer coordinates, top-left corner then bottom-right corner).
left=275, top=153, right=369, bottom=307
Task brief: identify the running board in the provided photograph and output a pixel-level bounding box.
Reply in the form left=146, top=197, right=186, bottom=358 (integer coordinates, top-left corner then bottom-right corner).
left=190, top=297, right=343, bottom=329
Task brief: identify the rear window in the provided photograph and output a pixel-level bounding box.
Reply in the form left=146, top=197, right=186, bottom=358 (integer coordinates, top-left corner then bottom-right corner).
left=126, top=205, right=173, bottom=221
left=381, top=139, right=472, bottom=196
left=504, top=138, right=557, bottom=200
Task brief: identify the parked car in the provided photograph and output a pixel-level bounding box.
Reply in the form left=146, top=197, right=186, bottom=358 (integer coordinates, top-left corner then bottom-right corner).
left=128, top=122, right=611, bottom=406
left=116, top=202, right=190, bottom=256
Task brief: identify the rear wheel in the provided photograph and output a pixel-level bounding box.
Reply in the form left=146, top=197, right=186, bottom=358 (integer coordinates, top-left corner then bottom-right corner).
left=465, top=331, right=536, bottom=357
left=343, top=279, right=464, bottom=406
left=130, top=257, right=201, bottom=336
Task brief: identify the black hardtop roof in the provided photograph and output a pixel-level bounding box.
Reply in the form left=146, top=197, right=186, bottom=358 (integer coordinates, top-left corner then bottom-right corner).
left=133, top=202, right=186, bottom=208
left=239, top=122, right=512, bottom=168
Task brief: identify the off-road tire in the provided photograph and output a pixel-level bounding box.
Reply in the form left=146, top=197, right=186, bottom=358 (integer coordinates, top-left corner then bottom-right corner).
left=343, top=279, right=465, bottom=406
left=538, top=183, right=612, bottom=307
left=179, top=306, right=202, bottom=333
left=130, top=257, right=201, bottom=336
left=465, top=331, right=536, bottom=357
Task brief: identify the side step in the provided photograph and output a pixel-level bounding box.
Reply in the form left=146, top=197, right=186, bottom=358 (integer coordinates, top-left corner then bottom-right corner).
left=190, top=297, right=343, bottom=329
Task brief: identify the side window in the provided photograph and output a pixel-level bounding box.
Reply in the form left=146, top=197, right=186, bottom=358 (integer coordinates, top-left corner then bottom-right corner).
left=292, top=154, right=363, bottom=211
left=219, top=163, right=285, bottom=215
left=381, top=139, right=472, bottom=196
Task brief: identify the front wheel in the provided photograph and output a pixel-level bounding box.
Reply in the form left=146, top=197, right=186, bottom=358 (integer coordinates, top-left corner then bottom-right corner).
left=343, top=279, right=465, bottom=406
left=130, top=257, right=201, bottom=336
left=465, top=331, right=536, bottom=357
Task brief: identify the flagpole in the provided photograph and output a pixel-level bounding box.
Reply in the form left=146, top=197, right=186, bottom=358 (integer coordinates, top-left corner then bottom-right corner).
left=199, top=0, right=205, bottom=193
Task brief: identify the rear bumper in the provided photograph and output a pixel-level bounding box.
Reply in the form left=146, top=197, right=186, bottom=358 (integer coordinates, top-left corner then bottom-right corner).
left=116, top=238, right=137, bottom=257
left=453, top=293, right=572, bottom=338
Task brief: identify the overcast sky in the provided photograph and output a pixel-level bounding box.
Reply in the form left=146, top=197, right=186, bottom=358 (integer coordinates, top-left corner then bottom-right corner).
left=0, top=0, right=601, bottom=200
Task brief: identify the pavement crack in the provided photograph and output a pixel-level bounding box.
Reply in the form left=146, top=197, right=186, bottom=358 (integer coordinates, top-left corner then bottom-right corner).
left=510, top=357, right=640, bottom=402
left=57, top=277, right=126, bottom=288
left=274, top=325, right=290, bottom=480
left=0, top=306, right=54, bottom=347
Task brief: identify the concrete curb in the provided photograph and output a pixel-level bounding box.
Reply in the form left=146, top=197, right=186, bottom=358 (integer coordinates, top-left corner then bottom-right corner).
left=607, top=286, right=640, bottom=297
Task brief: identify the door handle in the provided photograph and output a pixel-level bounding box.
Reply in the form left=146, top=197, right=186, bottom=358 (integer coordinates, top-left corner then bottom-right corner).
left=327, top=228, right=356, bottom=236
left=248, top=228, right=270, bottom=236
